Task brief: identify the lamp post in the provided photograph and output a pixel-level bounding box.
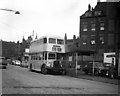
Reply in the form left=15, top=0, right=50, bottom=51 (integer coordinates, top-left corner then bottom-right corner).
left=0, top=8, right=20, bottom=14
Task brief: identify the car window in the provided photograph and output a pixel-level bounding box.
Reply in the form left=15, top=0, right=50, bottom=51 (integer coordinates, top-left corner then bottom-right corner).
left=96, top=63, right=104, bottom=67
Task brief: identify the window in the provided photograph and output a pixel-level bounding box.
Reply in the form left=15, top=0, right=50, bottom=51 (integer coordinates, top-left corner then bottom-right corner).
left=82, top=42, right=87, bottom=45
left=85, top=12, right=92, bottom=17
left=57, top=39, right=64, bottom=44
left=91, top=40, right=95, bottom=45
left=83, top=28, right=88, bottom=31
left=95, top=11, right=102, bottom=16
left=90, top=35, right=95, bottom=45
left=99, top=34, right=104, bottom=44
left=39, top=54, right=43, bottom=60
left=49, top=38, right=56, bottom=44
left=43, top=52, right=47, bottom=60
left=43, top=38, right=47, bottom=43
left=45, top=53, right=47, bottom=60
left=82, top=22, right=88, bottom=32
left=36, top=56, right=38, bottom=60
left=100, top=22, right=105, bottom=31
left=48, top=53, right=56, bottom=59
left=82, top=35, right=87, bottom=45
left=39, top=56, right=41, bottom=60
left=91, top=23, right=96, bottom=31
left=31, top=56, right=33, bottom=60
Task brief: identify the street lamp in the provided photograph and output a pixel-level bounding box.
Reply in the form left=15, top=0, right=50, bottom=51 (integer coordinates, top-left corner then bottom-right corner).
left=0, top=8, right=20, bottom=14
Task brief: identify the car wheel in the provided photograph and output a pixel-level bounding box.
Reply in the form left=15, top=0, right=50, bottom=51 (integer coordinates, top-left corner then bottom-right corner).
left=94, top=71, right=99, bottom=76
left=41, top=65, right=47, bottom=74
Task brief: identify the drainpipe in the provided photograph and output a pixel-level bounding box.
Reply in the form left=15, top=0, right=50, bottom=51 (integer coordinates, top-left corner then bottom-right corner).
left=92, top=54, right=95, bottom=75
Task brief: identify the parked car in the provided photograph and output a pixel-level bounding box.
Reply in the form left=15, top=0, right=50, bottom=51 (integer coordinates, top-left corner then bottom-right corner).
left=21, top=60, right=28, bottom=68
left=15, top=60, right=21, bottom=66
left=0, top=57, right=8, bottom=69
left=82, top=62, right=109, bottom=76
left=12, top=60, right=21, bottom=66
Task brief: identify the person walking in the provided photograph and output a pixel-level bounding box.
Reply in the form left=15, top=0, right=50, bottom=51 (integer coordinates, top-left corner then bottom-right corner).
left=109, top=63, right=114, bottom=79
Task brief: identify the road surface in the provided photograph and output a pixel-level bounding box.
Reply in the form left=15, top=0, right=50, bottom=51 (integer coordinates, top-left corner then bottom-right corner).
left=1, top=64, right=118, bottom=94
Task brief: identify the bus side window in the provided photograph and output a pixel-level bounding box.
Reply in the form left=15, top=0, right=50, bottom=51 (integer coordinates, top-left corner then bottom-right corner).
left=43, top=53, right=44, bottom=60
left=31, top=56, right=33, bottom=60
left=36, top=56, right=38, bottom=60
left=33, top=56, right=35, bottom=60
left=45, top=53, right=47, bottom=60
left=39, top=56, right=41, bottom=60
left=43, top=38, right=47, bottom=43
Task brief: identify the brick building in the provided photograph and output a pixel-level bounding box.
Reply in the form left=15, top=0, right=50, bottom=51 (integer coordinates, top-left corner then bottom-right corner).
left=0, top=35, right=32, bottom=60
left=79, top=1, right=120, bottom=62
left=0, top=40, right=19, bottom=59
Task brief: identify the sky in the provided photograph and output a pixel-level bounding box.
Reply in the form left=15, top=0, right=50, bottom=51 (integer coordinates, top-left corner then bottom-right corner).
left=0, top=0, right=106, bottom=42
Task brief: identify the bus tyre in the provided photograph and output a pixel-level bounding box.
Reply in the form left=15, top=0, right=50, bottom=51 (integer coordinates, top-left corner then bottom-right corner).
left=29, top=64, right=33, bottom=71
left=41, top=65, right=47, bottom=74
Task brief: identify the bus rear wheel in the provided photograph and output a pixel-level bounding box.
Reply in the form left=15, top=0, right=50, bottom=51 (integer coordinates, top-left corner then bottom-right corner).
left=41, top=65, right=47, bottom=74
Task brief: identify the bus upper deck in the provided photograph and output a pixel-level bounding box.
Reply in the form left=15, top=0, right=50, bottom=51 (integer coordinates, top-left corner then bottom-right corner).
left=29, top=35, right=65, bottom=54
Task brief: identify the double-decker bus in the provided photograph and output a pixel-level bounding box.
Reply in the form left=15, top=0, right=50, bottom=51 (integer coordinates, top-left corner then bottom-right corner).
left=28, top=35, right=65, bottom=74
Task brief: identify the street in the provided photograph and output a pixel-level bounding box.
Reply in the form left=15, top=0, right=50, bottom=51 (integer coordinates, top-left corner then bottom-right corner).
left=1, top=64, right=118, bottom=94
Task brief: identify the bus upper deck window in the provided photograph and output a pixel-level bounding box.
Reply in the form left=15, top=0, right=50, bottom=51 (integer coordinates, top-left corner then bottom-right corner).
left=57, top=39, right=64, bottom=44
left=49, top=38, right=56, bottom=44
left=43, top=38, right=47, bottom=43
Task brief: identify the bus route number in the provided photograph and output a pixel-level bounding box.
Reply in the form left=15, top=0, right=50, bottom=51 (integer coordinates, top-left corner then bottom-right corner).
left=52, top=45, right=62, bottom=52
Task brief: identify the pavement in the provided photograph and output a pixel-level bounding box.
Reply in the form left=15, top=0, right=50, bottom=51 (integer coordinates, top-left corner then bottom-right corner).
left=67, top=70, right=119, bottom=85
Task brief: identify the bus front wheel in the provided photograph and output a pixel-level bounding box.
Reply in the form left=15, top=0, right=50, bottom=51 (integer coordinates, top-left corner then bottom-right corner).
left=41, top=65, right=47, bottom=74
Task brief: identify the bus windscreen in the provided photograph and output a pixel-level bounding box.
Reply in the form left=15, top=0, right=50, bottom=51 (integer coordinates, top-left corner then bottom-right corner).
left=48, top=53, right=56, bottom=59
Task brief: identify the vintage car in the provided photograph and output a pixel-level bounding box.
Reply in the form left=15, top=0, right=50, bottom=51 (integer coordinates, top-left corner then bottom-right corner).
left=0, top=57, right=8, bottom=69
left=82, top=62, right=109, bottom=76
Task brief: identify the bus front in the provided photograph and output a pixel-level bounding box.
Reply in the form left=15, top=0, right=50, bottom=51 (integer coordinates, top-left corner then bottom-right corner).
left=45, top=37, right=65, bottom=74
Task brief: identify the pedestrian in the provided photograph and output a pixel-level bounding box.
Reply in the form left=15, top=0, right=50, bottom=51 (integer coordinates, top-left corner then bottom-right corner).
left=109, top=63, right=114, bottom=79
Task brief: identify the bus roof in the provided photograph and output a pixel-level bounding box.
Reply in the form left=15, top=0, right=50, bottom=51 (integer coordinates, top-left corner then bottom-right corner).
left=31, top=35, right=64, bottom=43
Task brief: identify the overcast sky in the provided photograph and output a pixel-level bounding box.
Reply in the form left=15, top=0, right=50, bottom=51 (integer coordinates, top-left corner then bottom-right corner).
left=0, top=0, right=106, bottom=42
